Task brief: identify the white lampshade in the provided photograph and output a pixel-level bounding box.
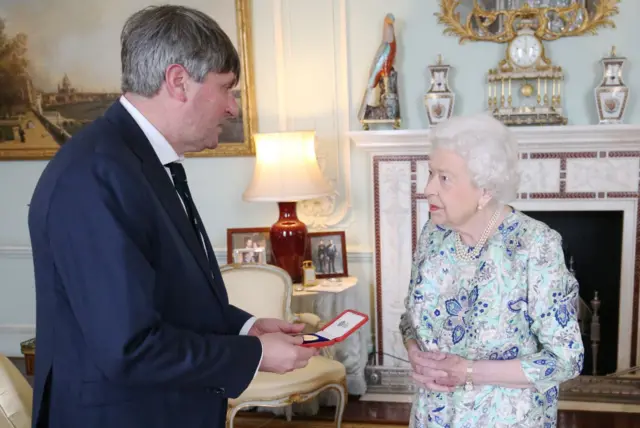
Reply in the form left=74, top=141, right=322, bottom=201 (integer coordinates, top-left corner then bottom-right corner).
left=243, top=131, right=333, bottom=202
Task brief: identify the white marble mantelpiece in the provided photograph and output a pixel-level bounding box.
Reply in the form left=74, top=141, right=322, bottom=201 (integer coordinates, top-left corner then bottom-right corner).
left=350, top=124, right=640, bottom=153
left=350, top=124, right=640, bottom=377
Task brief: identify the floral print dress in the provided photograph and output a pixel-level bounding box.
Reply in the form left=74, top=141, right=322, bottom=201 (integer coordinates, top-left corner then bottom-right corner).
left=400, top=208, right=584, bottom=428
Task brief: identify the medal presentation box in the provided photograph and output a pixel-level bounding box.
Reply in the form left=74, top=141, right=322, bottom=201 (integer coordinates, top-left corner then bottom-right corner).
left=300, top=310, right=369, bottom=348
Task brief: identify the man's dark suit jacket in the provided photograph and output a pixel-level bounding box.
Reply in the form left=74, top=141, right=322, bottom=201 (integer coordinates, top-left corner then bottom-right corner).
left=27, top=101, right=262, bottom=428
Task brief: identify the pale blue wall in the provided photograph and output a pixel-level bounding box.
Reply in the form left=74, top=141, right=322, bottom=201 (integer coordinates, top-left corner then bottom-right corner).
left=346, top=0, right=639, bottom=260
left=348, top=0, right=639, bottom=128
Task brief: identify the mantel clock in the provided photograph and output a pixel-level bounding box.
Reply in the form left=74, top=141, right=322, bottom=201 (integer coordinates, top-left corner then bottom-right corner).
left=435, top=0, right=621, bottom=126
left=489, top=22, right=567, bottom=126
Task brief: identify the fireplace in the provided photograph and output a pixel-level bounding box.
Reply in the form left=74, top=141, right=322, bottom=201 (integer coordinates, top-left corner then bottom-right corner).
left=523, top=209, right=623, bottom=376
left=350, top=124, right=640, bottom=395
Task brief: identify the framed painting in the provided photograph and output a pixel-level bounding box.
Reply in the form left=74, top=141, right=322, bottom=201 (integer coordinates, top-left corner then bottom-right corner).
left=306, top=231, right=348, bottom=279
left=226, top=227, right=273, bottom=265
left=0, top=0, right=256, bottom=160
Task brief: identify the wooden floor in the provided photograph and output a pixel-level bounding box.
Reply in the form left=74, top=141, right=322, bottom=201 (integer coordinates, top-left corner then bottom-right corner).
left=234, top=396, right=640, bottom=428
left=10, top=358, right=640, bottom=427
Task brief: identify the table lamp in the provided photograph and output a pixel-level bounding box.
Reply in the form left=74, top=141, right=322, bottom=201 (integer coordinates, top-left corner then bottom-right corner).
left=243, top=131, right=333, bottom=283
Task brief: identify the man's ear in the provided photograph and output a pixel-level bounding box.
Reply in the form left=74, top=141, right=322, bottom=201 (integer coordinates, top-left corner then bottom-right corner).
left=164, top=64, right=189, bottom=102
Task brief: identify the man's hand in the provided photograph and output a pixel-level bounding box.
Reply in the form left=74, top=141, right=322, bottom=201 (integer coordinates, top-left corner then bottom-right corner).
left=258, top=332, right=318, bottom=374
left=248, top=318, right=305, bottom=337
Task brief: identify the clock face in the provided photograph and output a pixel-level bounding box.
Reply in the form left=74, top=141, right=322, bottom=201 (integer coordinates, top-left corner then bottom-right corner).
left=508, top=34, right=542, bottom=68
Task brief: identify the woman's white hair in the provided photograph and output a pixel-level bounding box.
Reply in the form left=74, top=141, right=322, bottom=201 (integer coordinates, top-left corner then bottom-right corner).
left=429, top=113, right=520, bottom=203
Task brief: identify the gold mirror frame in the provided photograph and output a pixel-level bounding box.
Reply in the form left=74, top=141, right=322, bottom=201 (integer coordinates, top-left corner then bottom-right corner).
left=0, top=0, right=256, bottom=161
left=436, top=0, right=620, bottom=44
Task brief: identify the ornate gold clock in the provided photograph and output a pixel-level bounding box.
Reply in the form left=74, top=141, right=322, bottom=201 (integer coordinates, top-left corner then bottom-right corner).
left=435, top=0, right=621, bottom=126
left=488, top=22, right=566, bottom=126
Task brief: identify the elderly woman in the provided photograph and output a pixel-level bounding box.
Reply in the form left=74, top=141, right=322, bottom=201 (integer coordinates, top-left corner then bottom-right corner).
left=400, top=114, right=584, bottom=428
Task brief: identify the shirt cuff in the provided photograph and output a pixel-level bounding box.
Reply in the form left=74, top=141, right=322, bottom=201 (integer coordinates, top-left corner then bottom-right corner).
left=239, top=316, right=257, bottom=336
left=239, top=317, right=262, bottom=379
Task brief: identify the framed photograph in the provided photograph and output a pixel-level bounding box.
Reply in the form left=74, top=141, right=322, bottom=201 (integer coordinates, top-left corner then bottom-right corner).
left=232, top=247, right=267, bottom=264
left=307, top=231, right=348, bottom=279
left=226, top=227, right=273, bottom=265
left=0, top=0, right=256, bottom=160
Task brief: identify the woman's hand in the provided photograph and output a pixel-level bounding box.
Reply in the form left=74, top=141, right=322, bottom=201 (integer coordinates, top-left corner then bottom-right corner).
left=409, top=344, right=534, bottom=390
left=406, top=340, right=466, bottom=392
left=416, top=351, right=469, bottom=388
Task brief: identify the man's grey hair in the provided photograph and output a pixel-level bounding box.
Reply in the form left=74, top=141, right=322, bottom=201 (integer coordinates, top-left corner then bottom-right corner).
left=429, top=113, right=521, bottom=203
left=120, top=5, right=240, bottom=96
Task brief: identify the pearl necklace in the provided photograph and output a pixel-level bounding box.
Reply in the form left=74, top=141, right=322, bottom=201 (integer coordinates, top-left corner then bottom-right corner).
left=454, top=207, right=502, bottom=262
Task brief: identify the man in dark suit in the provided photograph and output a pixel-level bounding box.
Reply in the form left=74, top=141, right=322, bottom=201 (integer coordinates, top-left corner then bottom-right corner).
left=326, top=240, right=337, bottom=273
left=27, top=5, right=316, bottom=428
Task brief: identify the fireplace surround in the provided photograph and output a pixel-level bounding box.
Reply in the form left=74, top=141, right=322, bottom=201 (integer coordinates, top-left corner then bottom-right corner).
left=350, top=124, right=640, bottom=400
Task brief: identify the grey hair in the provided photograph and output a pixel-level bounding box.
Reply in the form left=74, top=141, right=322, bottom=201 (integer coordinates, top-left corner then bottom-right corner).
left=120, top=5, right=240, bottom=96
left=429, top=113, right=520, bottom=203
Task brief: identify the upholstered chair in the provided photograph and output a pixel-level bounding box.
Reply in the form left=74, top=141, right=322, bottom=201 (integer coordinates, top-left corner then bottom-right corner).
left=0, top=354, right=32, bottom=428
left=220, top=263, right=347, bottom=428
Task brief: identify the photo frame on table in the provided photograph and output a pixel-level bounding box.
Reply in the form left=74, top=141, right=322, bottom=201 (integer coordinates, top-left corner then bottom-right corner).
left=226, top=227, right=273, bottom=265
left=0, top=0, right=257, bottom=160
left=306, top=231, right=348, bottom=279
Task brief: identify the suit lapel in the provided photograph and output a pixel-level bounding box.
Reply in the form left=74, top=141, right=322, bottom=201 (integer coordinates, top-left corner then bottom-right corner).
left=103, top=102, right=225, bottom=304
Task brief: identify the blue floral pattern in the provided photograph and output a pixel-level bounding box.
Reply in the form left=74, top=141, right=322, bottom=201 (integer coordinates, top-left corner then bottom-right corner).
left=441, top=285, right=478, bottom=344
left=400, top=209, right=584, bottom=427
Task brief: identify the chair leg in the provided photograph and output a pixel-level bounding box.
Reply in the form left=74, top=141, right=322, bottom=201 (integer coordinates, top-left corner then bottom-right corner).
left=333, top=384, right=346, bottom=428
left=226, top=405, right=243, bottom=428
left=285, top=404, right=293, bottom=422
left=225, top=408, right=231, bottom=428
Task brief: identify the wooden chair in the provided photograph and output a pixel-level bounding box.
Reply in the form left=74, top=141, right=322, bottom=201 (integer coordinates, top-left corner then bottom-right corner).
left=220, top=263, right=347, bottom=428
left=0, top=354, right=32, bottom=428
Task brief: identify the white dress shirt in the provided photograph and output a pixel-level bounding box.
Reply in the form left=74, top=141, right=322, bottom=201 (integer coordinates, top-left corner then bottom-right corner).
left=118, top=96, right=261, bottom=374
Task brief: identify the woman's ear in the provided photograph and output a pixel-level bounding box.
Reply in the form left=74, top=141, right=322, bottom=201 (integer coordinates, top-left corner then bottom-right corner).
left=477, top=189, right=493, bottom=211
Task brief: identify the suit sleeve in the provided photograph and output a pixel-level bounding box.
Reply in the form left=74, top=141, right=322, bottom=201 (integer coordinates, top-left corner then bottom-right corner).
left=223, top=301, right=253, bottom=334
left=47, top=155, right=261, bottom=398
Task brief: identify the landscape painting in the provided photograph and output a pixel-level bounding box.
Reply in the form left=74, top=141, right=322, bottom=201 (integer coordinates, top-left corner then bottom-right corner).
left=0, top=0, right=256, bottom=160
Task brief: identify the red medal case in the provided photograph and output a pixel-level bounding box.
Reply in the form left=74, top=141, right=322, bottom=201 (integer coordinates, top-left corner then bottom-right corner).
left=300, top=309, right=369, bottom=348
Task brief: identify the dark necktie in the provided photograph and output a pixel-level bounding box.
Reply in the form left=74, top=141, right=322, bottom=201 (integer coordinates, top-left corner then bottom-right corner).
left=167, top=162, right=213, bottom=262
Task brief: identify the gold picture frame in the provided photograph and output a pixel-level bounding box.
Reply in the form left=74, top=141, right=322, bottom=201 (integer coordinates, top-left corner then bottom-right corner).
left=0, top=0, right=256, bottom=161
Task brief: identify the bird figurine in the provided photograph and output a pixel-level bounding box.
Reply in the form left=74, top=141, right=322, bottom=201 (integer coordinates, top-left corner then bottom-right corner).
left=358, top=13, right=399, bottom=128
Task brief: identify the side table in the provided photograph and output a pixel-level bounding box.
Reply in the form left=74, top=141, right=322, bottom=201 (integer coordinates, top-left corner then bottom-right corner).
left=20, top=338, right=35, bottom=376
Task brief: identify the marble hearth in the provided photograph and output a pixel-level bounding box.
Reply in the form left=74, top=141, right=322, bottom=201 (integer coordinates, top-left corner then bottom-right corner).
left=350, top=124, right=640, bottom=395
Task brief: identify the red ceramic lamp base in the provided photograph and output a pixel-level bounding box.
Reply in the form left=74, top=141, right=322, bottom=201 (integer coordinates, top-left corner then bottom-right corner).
left=270, top=201, right=307, bottom=283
